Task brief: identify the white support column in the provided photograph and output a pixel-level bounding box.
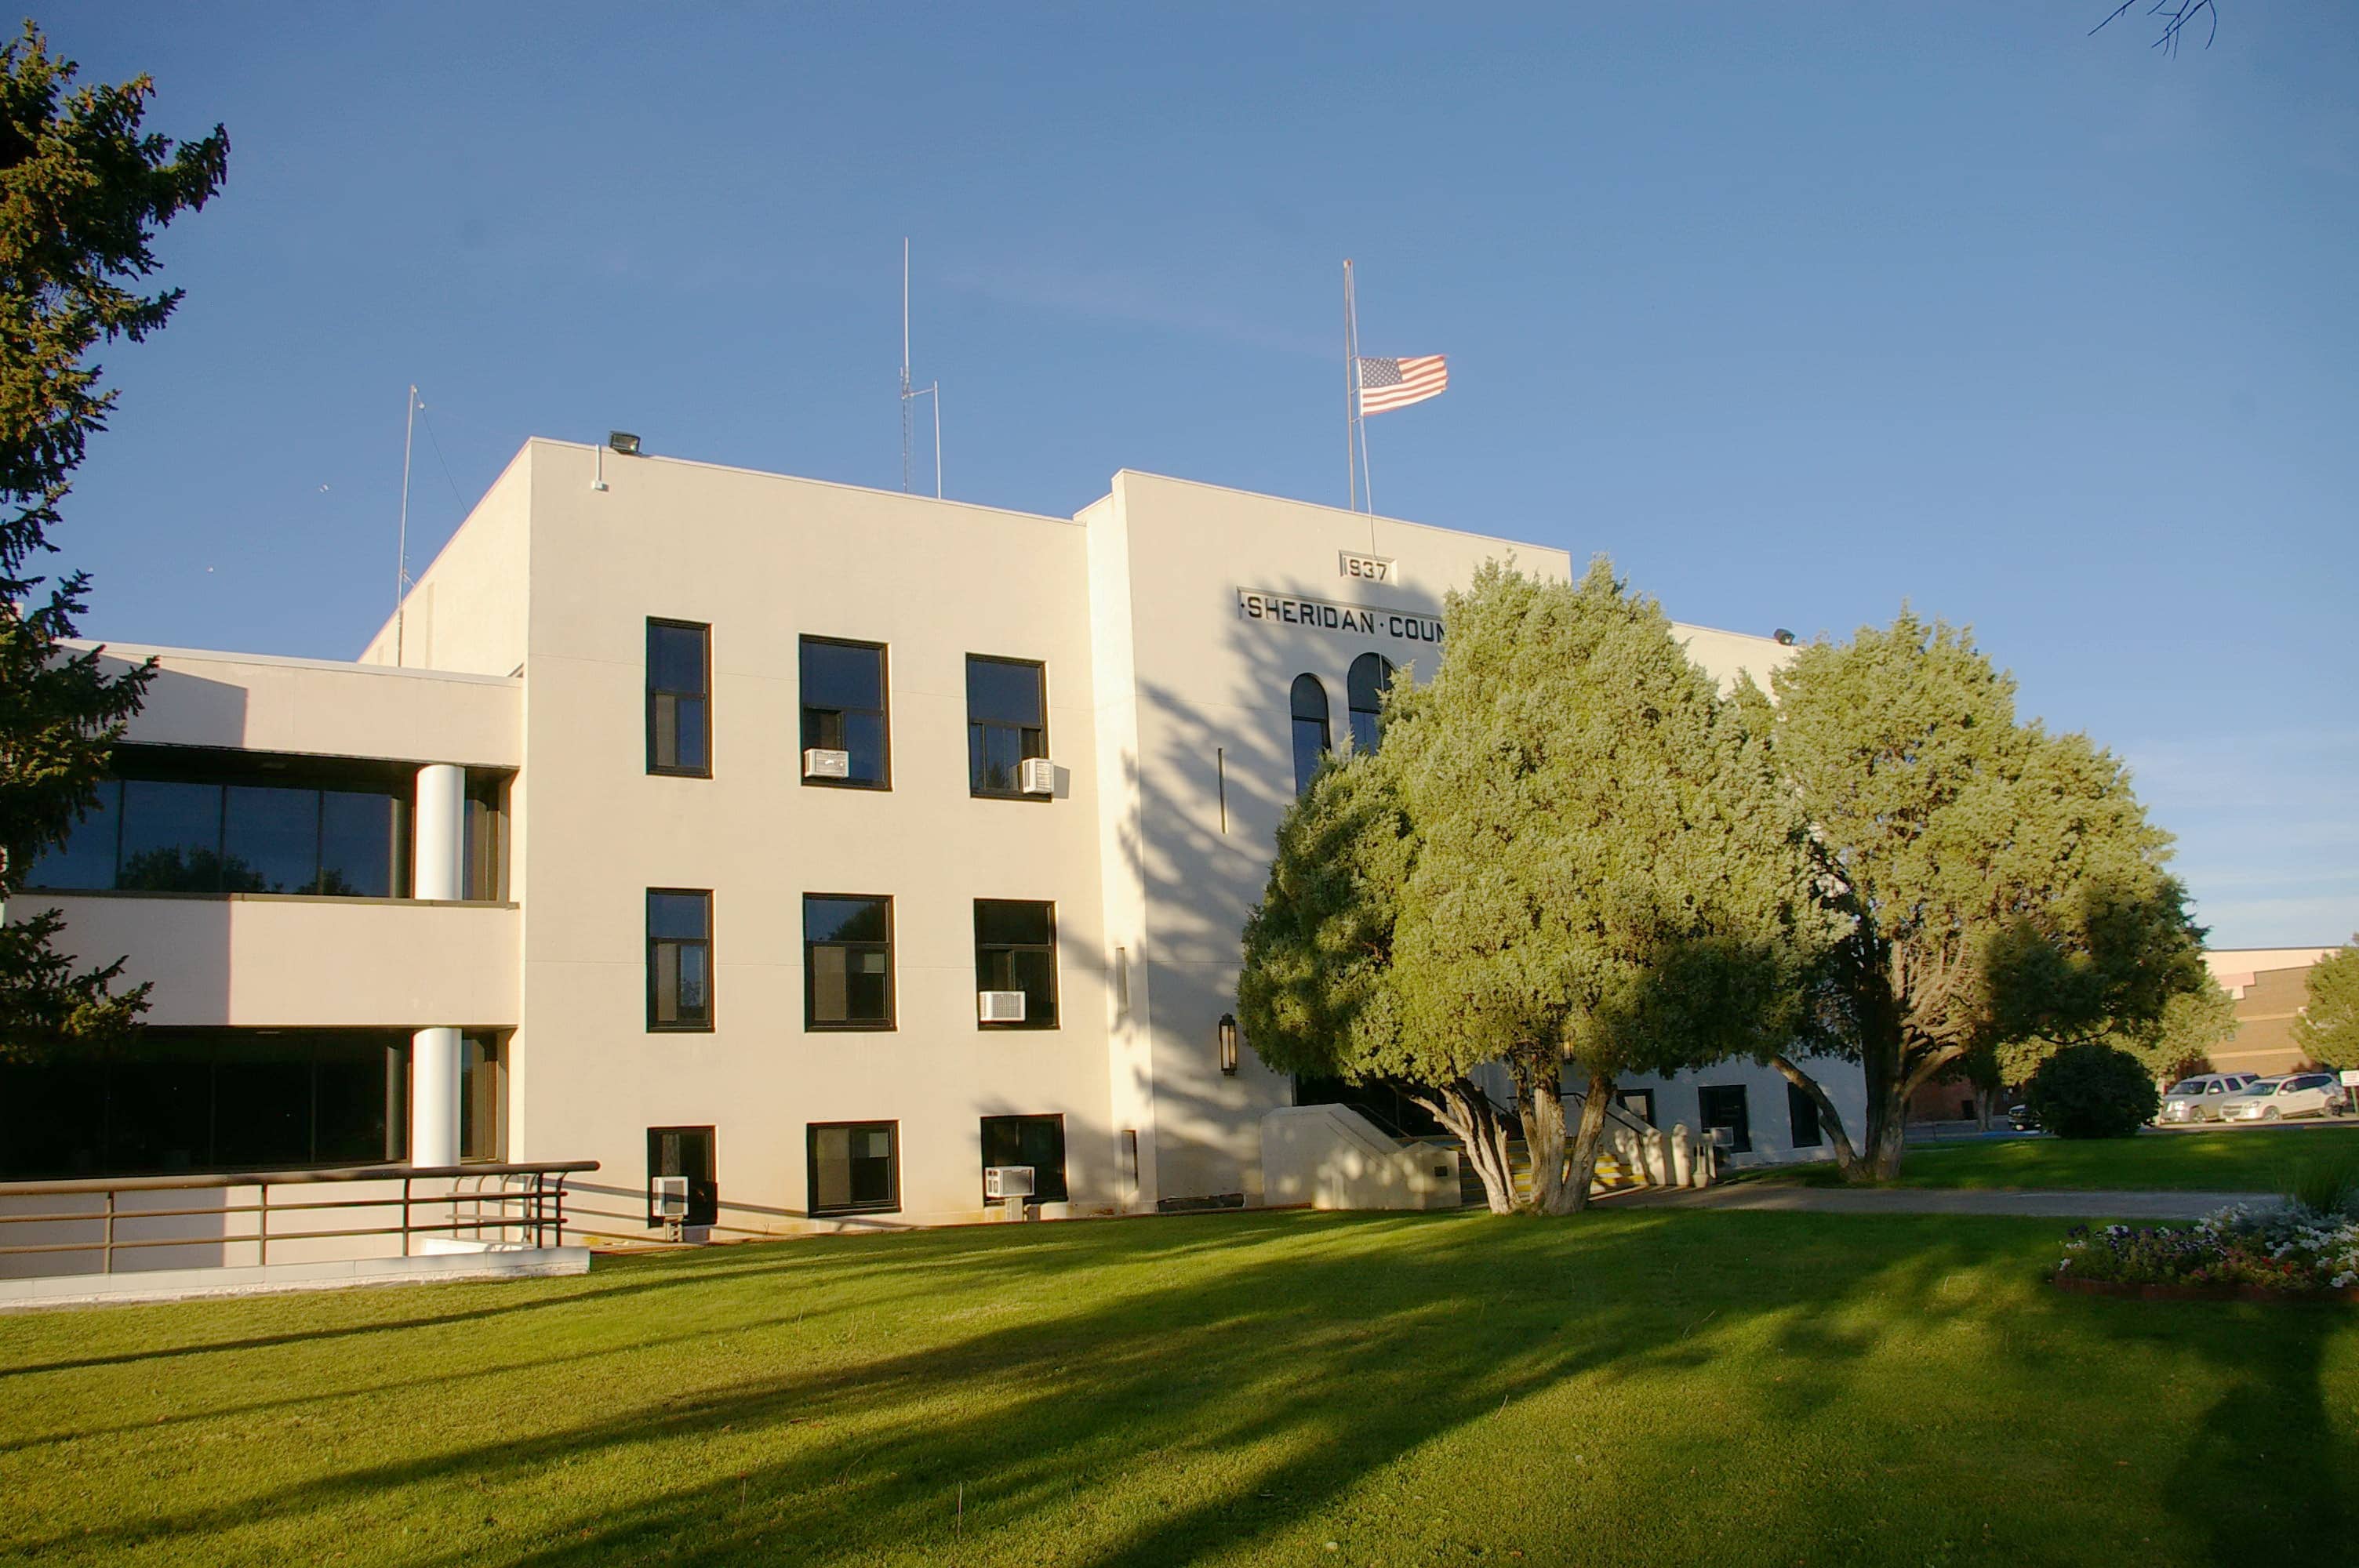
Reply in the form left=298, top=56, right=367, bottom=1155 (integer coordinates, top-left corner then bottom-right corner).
left=410, top=763, right=467, bottom=1167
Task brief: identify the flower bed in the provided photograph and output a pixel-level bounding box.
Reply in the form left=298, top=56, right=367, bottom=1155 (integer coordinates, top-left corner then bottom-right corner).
left=2054, top=1204, right=2359, bottom=1301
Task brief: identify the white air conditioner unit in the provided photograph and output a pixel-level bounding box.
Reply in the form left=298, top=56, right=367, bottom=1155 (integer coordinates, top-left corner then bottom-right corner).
left=803, top=748, right=851, bottom=779
left=984, top=1165, right=1036, bottom=1200
left=1019, top=757, right=1056, bottom=796
left=651, top=1175, right=690, bottom=1221
left=978, top=989, right=1027, bottom=1023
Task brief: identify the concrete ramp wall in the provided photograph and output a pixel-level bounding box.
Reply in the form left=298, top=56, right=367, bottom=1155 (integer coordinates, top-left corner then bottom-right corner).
left=1259, top=1105, right=1462, bottom=1210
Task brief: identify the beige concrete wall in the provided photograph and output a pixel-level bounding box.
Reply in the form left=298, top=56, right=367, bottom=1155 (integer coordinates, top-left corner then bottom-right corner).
left=358, top=448, right=533, bottom=677
left=1259, top=1106, right=1461, bottom=1210
left=78, top=645, right=519, bottom=768
left=506, top=441, right=1116, bottom=1236
left=1094, top=472, right=1579, bottom=1203
left=40, top=894, right=518, bottom=1028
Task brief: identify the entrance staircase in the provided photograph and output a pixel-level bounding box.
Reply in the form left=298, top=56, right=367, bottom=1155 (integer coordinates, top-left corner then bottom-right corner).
left=1441, top=1092, right=1662, bottom=1208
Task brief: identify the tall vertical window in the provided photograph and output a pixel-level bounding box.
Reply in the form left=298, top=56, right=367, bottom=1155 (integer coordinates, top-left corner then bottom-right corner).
left=974, top=899, right=1057, bottom=1029
left=808, top=1121, right=899, bottom=1216
left=1787, top=1082, right=1823, bottom=1149
left=463, top=773, right=507, bottom=901
left=967, top=655, right=1048, bottom=796
left=1289, top=673, right=1331, bottom=797
left=805, top=894, right=893, bottom=1028
left=1698, top=1084, right=1752, bottom=1154
left=460, top=1033, right=504, bottom=1163
left=647, top=890, right=713, bottom=1031
left=800, top=637, right=890, bottom=788
left=1347, top=652, right=1394, bottom=753
left=646, top=619, right=711, bottom=776
left=980, top=1114, right=1068, bottom=1203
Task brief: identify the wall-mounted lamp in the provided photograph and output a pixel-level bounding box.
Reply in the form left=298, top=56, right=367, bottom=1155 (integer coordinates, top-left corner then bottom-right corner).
left=608, top=430, right=642, bottom=456
left=1218, top=1013, right=1239, bottom=1076
left=1772, top=628, right=1796, bottom=646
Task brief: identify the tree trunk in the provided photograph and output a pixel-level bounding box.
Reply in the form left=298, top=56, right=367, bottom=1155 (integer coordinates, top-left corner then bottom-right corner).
left=1410, top=1078, right=1519, bottom=1214
left=1525, top=1062, right=1570, bottom=1214
left=1556, top=1066, right=1616, bottom=1214
left=1770, top=1053, right=1863, bottom=1177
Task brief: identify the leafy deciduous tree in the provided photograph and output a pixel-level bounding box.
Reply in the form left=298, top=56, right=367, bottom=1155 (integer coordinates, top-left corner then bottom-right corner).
left=2291, top=939, right=2359, bottom=1070
left=1766, top=612, right=2204, bottom=1178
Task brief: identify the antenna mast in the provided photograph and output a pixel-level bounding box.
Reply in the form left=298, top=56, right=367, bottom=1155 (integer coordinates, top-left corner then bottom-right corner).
left=900, top=239, right=942, bottom=499
left=393, top=384, right=417, bottom=665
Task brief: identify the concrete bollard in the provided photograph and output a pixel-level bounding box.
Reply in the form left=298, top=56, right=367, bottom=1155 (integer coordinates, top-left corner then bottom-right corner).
left=1670, top=1123, right=1695, bottom=1189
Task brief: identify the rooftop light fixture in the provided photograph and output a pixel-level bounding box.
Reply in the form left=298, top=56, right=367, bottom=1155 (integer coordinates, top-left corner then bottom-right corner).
left=608, top=431, right=642, bottom=456
left=1773, top=628, right=1797, bottom=646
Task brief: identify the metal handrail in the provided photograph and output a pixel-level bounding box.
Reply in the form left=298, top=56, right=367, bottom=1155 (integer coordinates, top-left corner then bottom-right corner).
left=0, top=1160, right=598, bottom=1276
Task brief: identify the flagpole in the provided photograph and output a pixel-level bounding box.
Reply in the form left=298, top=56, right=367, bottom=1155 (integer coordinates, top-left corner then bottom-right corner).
left=1347, top=270, right=1373, bottom=516
left=1349, top=259, right=1368, bottom=511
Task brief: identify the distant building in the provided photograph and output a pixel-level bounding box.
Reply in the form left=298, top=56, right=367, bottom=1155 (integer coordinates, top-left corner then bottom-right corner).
left=2202, top=947, right=2344, bottom=1078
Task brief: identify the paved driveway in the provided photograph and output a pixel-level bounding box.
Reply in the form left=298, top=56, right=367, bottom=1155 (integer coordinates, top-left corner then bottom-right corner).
left=1604, top=1185, right=2277, bottom=1221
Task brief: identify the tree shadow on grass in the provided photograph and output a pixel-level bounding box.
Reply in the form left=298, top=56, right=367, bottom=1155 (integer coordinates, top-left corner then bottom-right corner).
left=5, top=1210, right=2353, bottom=1566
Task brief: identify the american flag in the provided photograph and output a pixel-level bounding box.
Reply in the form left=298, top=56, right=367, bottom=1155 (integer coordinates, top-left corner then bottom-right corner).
left=1356, top=354, right=1448, bottom=416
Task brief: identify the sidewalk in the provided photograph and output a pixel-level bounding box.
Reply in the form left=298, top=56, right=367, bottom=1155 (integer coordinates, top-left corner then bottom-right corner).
left=1603, top=1185, right=2276, bottom=1220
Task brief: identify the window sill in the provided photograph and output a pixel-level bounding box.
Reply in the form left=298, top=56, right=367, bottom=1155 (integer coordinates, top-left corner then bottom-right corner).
left=812, top=1205, right=901, bottom=1219
left=647, top=1023, right=716, bottom=1035
left=969, top=789, right=1052, bottom=804
left=23, top=888, right=517, bottom=909
left=801, top=778, right=893, bottom=792
left=805, top=1022, right=898, bottom=1033
left=646, top=766, right=713, bottom=780
left=979, top=1023, right=1060, bottom=1033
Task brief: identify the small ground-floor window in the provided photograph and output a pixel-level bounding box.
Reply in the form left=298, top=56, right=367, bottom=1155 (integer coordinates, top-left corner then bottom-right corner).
left=1787, top=1082, right=1823, bottom=1149
left=647, top=1126, right=718, bottom=1228
left=1697, top=1084, right=1753, bottom=1154
left=809, top=1121, right=899, bottom=1216
left=979, top=1114, right=1067, bottom=1204
left=1616, top=1089, right=1656, bottom=1127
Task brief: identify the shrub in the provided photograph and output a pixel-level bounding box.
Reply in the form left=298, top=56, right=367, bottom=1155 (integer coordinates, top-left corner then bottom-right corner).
left=2024, top=1043, right=2160, bottom=1138
left=2283, top=1151, right=2359, bottom=1219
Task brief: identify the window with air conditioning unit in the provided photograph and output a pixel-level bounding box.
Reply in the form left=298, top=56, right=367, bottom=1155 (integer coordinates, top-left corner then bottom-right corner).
left=982, top=1164, right=1034, bottom=1200
left=800, top=637, right=890, bottom=789
left=801, top=748, right=849, bottom=779
left=967, top=654, right=1049, bottom=798
left=974, top=899, right=1056, bottom=1029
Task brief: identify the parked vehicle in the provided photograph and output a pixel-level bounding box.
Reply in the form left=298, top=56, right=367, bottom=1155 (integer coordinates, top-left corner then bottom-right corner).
left=2157, top=1073, right=2262, bottom=1124
left=2218, top=1073, right=2343, bottom=1123
left=2005, top=1102, right=2041, bottom=1132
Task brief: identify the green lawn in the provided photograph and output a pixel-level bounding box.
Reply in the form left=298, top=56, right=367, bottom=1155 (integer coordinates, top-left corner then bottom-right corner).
left=2, top=1208, right=2353, bottom=1566
left=1755, top=1125, right=2359, bottom=1193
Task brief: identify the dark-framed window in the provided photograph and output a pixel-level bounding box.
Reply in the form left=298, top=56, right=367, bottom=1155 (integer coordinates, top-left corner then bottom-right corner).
left=1347, top=652, right=1394, bottom=753
left=1787, top=1082, right=1823, bottom=1149
left=1698, top=1084, right=1752, bottom=1155
left=801, top=637, right=890, bottom=789
left=647, top=890, right=713, bottom=1031
left=1617, top=1089, right=1657, bottom=1128
left=974, top=899, right=1057, bottom=1029
left=0, top=1029, right=408, bottom=1179
left=805, top=894, right=893, bottom=1029
left=26, top=746, right=413, bottom=899
left=648, top=1125, right=718, bottom=1228
left=463, top=773, right=508, bottom=902
left=808, top=1120, right=899, bottom=1216
left=967, top=655, right=1048, bottom=797
left=1289, top=673, right=1331, bottom=797
left=980, top=1114, right=1068, bottom=1204
left=646, top=619, right=711, bottom=776
left=460, top=1033, right=506, bottom=1163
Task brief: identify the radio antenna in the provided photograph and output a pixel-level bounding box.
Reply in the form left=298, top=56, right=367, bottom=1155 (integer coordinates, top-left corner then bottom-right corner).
left=393, top=383, right=417, bottom=665
left=899, top=239, right=941, bottom=498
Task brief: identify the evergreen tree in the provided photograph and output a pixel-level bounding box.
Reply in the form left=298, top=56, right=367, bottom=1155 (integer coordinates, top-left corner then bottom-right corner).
left=0, top=24, right=227, bottom=1060
left=1241, top=561, right=1832, bottom=1213
left=1765, top=612, right=2205, bottom=1178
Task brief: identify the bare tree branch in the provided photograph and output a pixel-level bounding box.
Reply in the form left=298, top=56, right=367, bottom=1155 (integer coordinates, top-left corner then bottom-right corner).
left=2091, top=0, right=2219, bottom=57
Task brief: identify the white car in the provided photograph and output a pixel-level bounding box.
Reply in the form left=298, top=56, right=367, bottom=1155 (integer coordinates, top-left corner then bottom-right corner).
left=2157, top=1073, right=2262, bottom=1124
left=2218, top=1073, right=2343, bottom=1123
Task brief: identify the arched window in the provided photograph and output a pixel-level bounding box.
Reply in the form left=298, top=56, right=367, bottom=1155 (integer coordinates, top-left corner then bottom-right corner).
left=1289, top=674, right=1330, bottom=797
left=1347, top=653, right=1394, bottom=753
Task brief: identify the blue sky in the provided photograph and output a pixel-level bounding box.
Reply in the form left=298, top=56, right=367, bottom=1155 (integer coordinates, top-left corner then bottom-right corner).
left=45, top=4, right=2359, bottom=948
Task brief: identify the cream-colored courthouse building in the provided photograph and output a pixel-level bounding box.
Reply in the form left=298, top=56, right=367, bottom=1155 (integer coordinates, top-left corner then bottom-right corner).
left=4, top=440, right=1856, bottom=1236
